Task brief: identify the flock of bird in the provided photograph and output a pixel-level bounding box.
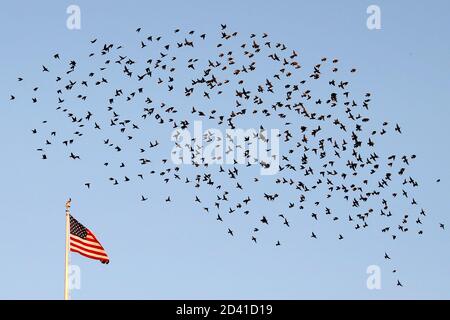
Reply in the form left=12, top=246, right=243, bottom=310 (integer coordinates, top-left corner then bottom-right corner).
left=8, top=24, right=444, bottom=288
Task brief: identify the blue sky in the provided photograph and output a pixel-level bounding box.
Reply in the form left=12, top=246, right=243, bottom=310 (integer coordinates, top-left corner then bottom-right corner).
left=0, top=0, right=449, bottom=299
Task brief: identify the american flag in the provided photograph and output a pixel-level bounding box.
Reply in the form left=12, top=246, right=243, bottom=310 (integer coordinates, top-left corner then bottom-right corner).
left=70, top=215, right=110, bottom=264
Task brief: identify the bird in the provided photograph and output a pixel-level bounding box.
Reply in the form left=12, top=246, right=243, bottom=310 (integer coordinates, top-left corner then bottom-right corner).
left=69, top=153, right=80, bottom=160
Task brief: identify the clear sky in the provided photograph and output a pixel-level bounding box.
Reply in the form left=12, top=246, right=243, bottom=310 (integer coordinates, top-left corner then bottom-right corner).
left=0, top=0, right=449, bottom=299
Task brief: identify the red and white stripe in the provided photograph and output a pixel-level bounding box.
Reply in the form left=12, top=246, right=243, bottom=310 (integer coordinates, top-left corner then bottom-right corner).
left=70, top=229, right=109, bottom=263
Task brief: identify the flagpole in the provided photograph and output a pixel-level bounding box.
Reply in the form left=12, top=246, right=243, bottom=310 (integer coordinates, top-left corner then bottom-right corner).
left=64, top=198, right=71, bottom=300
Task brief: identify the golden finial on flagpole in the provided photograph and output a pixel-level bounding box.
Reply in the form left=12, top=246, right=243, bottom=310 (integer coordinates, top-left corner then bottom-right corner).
left=66, top=198, right=72, bottom=210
